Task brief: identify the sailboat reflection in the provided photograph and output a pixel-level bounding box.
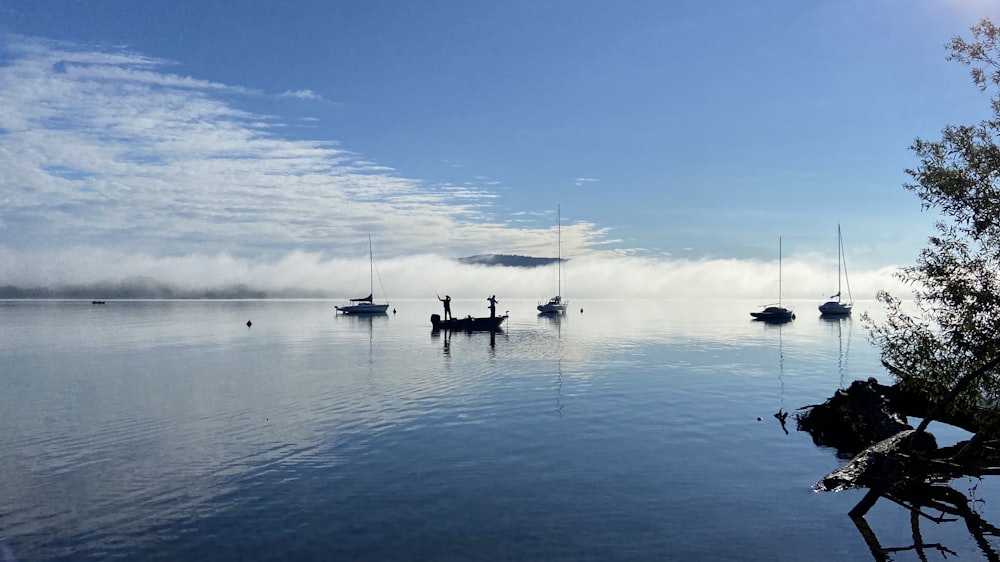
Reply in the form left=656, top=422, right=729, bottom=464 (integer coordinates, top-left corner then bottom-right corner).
left=554, top=358, right=564, bottom=418
left=538, top=309, right=565, bottom=340
left=773, top=322, right=789, bottom=434
left=538, top=311, right=565, bottom=326
left=820, top=314, right=852, bottom=389
left=338, top=309, right=388, bottom=350
left=338, top=311, right=388, bottom=327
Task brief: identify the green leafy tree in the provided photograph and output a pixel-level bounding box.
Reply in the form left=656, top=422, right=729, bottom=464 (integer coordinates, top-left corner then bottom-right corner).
left=864, top=19, right=1000, bottom=432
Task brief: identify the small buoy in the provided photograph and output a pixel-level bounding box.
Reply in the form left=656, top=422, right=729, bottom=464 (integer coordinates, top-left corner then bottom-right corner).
left=393, top=308, right=397, bottom=314
left=580, top=308, right=584, bottom=313
left=246, top=319, right=252, bottom=328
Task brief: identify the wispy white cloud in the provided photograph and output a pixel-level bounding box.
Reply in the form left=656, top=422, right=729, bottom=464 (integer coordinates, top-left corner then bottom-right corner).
left=0, top=36, right=617, bottom=271
left=574, top=177, right=599, bottom=186
left=0, top=35, right=920, bottom=303
left=280, top=89, right=322, bottom=100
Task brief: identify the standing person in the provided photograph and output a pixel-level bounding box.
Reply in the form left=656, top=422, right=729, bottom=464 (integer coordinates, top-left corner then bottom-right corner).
left=487, top=295, right=498, bottom=318
left=438, top=295, right=452, bottom=320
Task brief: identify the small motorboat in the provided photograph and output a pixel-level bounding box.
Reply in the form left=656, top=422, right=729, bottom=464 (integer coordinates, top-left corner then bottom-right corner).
left=430, top=313, right=506, bottom=332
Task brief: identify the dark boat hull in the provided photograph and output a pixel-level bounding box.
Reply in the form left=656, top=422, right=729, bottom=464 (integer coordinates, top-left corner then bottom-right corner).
left=750, top=305, right=795, bottom=322
left=750, top=311, right=795, bottom=322
left=431, top=314, right=506, bottom=331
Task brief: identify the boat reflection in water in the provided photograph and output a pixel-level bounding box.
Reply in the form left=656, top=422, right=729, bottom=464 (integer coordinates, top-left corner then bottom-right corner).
left=431, top=322, right=500, bottom=355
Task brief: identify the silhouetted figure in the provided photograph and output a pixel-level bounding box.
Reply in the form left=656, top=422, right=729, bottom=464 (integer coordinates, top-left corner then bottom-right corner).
left=393, top=308, right=397, bottom=314
left=246, top=319, right=252, bottom=328
left=438, top=295, right=452, bottom=320
left=487, top=295, right=498, bottom=318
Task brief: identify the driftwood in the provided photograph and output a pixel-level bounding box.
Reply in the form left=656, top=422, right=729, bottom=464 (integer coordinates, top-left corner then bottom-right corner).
left=797, top=378, right=1000, bottom=482
left=798, top=377, right=1000, bottom=559
left=813, top=429, right=938, bottom=493
left=796, top=378, right=912, bottom=456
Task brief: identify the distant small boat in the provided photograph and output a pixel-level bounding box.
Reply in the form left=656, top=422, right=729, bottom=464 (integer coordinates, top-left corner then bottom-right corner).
left=818, top=224, right=853, bottom=316
left=431, top=313, right=506, bottom=331
left=752, top=237, right=795, bottom=323
left=91, top=300, right=106, bottom=305
left=538, top=205, right=568, bottom=314
left=336, top=237, right=390, bottom=315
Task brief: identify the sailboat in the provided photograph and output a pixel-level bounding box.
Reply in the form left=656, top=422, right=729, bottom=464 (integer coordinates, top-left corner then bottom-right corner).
left=751, top=237, right=795, bottom=322
left=818, top=224, right=853, bottom=316
left=538, top=206, right=568, bottom=314
left=335, top=237, right=390, bottom=314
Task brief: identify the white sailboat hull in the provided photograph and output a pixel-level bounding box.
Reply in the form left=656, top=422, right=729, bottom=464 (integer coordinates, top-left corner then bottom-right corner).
left=335, top=237, right=389, bottom=315
left=818, top=225, right=853, bottom=316
left=537, top=299, right=567, bottom=314
left=539, top=206, right=567, bottom=315
left=335, top=302, right=389, bottom=314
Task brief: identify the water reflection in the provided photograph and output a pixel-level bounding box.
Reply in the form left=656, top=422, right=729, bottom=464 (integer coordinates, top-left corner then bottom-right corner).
left=432, top=328, right=451, bottom=356
left=430, top=327, right=499, bottom=357
left=537, top=310, right=564, bottom=340
left=338, top=311, right=388, bottom=359
left=776, top=323, right=788, bottom=434
left=337, top=311, right=388, bottom=327
left=538, top=311, right=564, bottom=327
left=554, top=359, right=564, bottom=418
left=820, top=315, right=853, bottom=389
left=851, top=481, right=999, bottom=561
left=1, top=299, right=908, bottom=561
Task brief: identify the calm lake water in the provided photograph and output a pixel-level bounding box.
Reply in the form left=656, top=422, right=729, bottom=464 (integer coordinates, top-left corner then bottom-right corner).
left=0, top=298, right=996, bottom=561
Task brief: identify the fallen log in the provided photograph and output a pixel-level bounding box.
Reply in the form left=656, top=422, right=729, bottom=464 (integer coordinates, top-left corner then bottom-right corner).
left=796, top=378, right=912, bottom=456
left=814, top=429, right=938, bottom=493
left=799, top=377, right=1000, bottom=518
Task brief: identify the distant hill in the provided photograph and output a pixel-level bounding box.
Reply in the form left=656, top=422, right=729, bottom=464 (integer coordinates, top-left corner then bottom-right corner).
left=458, top=254, right=564, bottom=268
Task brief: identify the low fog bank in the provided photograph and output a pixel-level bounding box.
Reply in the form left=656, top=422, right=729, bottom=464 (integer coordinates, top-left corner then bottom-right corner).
left=0, top=248, right=912, bottom=301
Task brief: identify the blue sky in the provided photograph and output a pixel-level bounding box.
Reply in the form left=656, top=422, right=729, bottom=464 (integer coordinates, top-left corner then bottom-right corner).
left=1, top=0, right=999, bottom=300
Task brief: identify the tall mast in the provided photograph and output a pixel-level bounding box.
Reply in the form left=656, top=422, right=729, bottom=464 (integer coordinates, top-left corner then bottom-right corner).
left=841, top=226, right=853, bottom=304
left=779, top=237, right=783, bottom=307
left=557, top=205, right=561, bottom=296
left=836, top=224, right=842, bottom=301
left=368, top=235, right=374, bottom=297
